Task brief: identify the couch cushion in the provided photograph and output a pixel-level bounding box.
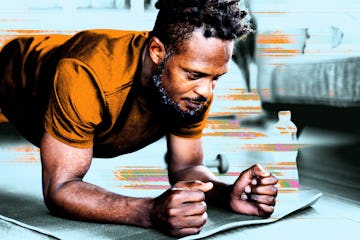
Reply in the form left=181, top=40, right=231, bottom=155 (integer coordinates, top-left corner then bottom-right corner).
left=270, top=56, right=360, bottom=107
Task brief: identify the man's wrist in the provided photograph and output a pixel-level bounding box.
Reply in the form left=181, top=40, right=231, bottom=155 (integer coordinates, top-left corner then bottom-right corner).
left=205, top=182, right=233, bottom=209
left=119, top=197, right=154, bottom=228
left=224, top=184, right=234, bottom=210
left=141, top=197, right=154, bottom=228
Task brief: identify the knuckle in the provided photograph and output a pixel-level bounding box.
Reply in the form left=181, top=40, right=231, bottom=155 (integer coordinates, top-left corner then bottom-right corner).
left=258, top=205, right=274, bottom=217
left=268, top=196, right=276, bottom=205
left=168, top=217, right=179, bottom=229
left=269, top=205, right=275, bottom=213
left=272, top=174, right=278, bottom=181
left=202, top=211, right=208, bottom=224
left=273, top=186, right=278, bottom=195
left=194, top=200, right=206, bottom=212
left=168, top=191, right=177, bottom=201
left=193, top=215, right=207, bottom=229
left=194, top=227, right=203, bottom=235
left=195, top=191, right=206, bottom=201
left=167, top=207, right=176, bottom=217
left=201, top=201, right=207, bottom=212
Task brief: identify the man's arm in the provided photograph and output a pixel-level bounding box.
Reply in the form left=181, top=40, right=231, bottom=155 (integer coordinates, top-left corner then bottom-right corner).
left=166, top=134, right=231, bottom=200
left=40, top=132, right=211, bottom=237
left=40, top=132, right=153, bottom=227
left=166, top=134, right=278, bottom=217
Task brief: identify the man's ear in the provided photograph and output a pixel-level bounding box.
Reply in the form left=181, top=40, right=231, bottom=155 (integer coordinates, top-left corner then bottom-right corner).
left=148, top=36, right=166, bottom=65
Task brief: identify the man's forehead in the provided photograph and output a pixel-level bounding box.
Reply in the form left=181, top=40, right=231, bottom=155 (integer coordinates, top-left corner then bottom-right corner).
left=182, top=29, right=234, bottom=54
left=177, top=31, right=233, bottom=67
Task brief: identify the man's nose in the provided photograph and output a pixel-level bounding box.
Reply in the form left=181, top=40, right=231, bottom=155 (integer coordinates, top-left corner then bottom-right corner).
left=194, top=78, right=215, bottom=99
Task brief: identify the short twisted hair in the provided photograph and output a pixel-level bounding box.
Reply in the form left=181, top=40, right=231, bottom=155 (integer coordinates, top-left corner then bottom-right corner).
left=151, top=0, right=251, bottom=55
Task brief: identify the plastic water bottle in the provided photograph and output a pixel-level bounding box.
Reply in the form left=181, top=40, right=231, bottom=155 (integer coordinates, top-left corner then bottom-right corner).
left=271, top=110, right=297, bottom=143
left=270, top=110, right=299, bottom=191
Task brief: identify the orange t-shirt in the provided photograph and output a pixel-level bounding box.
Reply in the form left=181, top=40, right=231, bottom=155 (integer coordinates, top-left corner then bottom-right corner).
left=0, top=30, right=210, bottom=157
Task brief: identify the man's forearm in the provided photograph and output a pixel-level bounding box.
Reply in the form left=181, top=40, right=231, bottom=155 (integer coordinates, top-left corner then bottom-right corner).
left=45, top=180, right=153, bottom=227
left=168, top=165, right=231, bottom=206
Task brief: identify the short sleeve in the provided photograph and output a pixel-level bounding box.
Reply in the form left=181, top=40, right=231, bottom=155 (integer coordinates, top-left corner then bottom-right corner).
left=44, top=59, right=104, bottom=148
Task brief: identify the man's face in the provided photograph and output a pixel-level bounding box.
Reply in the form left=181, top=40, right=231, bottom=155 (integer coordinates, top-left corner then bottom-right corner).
left=151, top=30, right=234, bottom=122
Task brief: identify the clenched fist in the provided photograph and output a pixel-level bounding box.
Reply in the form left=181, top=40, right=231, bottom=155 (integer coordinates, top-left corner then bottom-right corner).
left=150, top=180, right=213, bottom=237
left=229, top=164, right=278, bottom=217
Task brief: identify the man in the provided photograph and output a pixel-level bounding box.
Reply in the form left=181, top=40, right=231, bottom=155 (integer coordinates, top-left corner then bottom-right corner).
left=0, top=0, right=278, bottom=237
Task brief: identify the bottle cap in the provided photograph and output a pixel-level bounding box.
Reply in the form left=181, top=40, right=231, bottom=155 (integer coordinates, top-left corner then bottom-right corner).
left=278, top=110, right=291, bottom=121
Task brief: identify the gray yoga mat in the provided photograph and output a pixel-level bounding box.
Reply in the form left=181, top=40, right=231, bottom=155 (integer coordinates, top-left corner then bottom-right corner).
left=0, top=128, right=320, bottom=239
left=0, top=141, right=321, bottom=240
left=0, top=188, right=321, bottom=240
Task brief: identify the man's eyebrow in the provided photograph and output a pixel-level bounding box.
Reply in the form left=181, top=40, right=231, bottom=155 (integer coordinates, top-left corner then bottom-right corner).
left=183, top=68, right=227, bottom=77
left=184, top=68, right=208, bottom=76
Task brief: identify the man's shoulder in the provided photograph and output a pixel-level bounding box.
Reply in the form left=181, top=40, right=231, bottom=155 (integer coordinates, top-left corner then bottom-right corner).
left=76, top=29, right=149, bottom=38
left=65, top=29, right=149, bottom=54
left=62, top=29, right=149, bottom=93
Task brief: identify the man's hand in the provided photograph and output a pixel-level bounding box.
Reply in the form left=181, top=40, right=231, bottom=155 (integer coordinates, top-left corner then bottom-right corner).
left=150, top=180, right=213, bottom=237
left=229, top=164, right=278, bottom=217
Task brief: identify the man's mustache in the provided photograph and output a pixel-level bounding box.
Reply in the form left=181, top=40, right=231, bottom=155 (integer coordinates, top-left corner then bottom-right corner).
left=187, top=96, right=208, bottom=103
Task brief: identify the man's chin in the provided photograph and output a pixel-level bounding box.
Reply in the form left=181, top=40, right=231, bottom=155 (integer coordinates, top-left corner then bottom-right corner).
left=171, top=104, right=208, bottom=124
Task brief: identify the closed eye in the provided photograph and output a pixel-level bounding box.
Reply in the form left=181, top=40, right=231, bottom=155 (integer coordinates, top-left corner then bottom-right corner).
left=213, top=76, right=220, bottom=81
left=186, top=71, right=205, bottom=80
left=213, top=72, right=226, bottom=81
left=185, top=69, right=227, bottom=81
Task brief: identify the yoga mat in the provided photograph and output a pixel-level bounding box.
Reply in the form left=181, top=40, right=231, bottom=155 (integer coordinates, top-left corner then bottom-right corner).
left=0, top=187, right=321, bottom=240
left=0, top=129, right=321, bottom=240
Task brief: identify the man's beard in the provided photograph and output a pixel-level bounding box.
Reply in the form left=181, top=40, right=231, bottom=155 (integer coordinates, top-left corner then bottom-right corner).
left=150, top=61, right=210, bottom=125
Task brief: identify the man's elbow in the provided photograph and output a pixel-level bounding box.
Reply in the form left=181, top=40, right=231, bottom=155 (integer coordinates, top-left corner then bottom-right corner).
left=42, top=183, right=68, bottom=218
left=42, top=188, right=58, bottom=216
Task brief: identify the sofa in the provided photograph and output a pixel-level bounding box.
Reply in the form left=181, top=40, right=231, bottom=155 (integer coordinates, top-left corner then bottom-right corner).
left=255, top=25, right=360, bottom=133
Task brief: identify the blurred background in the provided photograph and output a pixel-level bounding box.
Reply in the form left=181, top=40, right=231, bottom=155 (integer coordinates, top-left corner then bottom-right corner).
left=0, top=1, right=359, bottom=238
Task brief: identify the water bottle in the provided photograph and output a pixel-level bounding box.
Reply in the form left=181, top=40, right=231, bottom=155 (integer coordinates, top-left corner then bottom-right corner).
left=271, top=110, right=297, bottom=143
left=269, top=110, right=299, bottom=191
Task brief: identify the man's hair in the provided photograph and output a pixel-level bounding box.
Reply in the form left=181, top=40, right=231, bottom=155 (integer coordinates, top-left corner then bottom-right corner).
left=151, top=0, right=251, bottom=55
